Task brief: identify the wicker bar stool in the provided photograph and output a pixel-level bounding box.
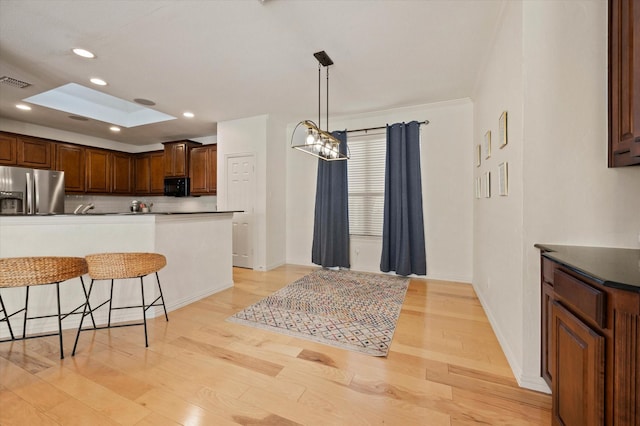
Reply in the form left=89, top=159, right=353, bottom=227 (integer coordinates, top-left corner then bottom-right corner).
left=72, top=252, right=168, bottom=355
left=0, top=257, right=89, bottom=359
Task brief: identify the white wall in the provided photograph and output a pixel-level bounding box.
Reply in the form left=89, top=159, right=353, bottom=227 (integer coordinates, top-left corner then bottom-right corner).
left=217, top=114, right=288, bottom=271
left=286, top=100, right=474, bottom=282
left=471, top=0, right=527, bottom=388
left=473, top=0, right=640, bottom=392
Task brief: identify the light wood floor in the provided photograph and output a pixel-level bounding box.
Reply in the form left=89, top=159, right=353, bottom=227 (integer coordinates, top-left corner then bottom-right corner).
left=0, top=265, right=551, bottom=425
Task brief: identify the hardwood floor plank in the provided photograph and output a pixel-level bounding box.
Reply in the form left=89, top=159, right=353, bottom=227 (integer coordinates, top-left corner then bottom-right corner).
left=0, top=389, right=61, bottom=426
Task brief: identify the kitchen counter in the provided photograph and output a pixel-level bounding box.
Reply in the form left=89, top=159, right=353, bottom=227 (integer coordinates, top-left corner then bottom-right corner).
left=535, top=243, right=640, bottom=292
left=0, top=210, right=240, bottom=216
left=0, top=213, right=235, bottom=339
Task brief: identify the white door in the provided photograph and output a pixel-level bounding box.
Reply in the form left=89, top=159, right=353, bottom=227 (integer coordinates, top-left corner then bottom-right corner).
left=227, top=154, right=255, bottom=268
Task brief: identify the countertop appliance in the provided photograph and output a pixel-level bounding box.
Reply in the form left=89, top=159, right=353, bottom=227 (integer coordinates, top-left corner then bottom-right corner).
left=164, top=177, right=190, bottom=197
left=0, top=166, right=65, bottom=215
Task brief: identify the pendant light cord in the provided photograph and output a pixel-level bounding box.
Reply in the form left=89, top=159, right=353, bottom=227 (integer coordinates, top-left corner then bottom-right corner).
left=318, top=63, right=321, bottom=130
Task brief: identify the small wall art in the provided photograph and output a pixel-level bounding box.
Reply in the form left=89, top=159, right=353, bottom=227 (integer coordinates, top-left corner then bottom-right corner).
left=484, top=130, right=492, bottom=159
left=475, top=177, right=481, bottom=199
left=498, top=162, right=508, bottom=196
left=483, top=171, right=491, bottom=198
left=476, top=144, right=481, bottom=167
left=499, top=111, right=508, bottom=149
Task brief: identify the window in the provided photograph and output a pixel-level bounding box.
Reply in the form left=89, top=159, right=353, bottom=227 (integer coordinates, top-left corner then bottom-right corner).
left=347, top=133, right=386, bottom=237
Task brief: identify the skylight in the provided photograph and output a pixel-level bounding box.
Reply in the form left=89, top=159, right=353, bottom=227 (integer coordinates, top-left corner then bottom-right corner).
left=23, top=83, right=175, bottom=127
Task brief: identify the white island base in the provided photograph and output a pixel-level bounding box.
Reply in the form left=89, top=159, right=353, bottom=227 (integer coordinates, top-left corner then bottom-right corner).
left=0, top=212, right=234, bottom=340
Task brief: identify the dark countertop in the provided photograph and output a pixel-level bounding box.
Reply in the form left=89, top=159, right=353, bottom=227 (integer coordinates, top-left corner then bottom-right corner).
left=535, top=244, right=640, bottom=292
left=0, top=211, right=241, bottom=217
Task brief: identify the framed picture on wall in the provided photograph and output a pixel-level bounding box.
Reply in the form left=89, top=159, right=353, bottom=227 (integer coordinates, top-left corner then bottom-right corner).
left=484, top=130, right=491, bottom=159
left=483, top=171, right=491, bottom=198
left=498, top=162, right=508, bottom=196
left=476, top=144, right=482, bottom=167
left=475, top=177, right=481, bottom=199
left=499, top=111, right=508, bottom=149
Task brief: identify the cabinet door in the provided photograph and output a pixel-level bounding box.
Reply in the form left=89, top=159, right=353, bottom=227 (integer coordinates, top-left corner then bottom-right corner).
left=112, top=152, right=133, bottom=194
left=190, top=145, right=217, bottom=195
left=86, top=148, right=111, bottom=193
left=149, top=152, right=165, bottom=194
left=551, top=301, right=605, bottom=426
left=208, top=146, right=217, bottom=194
left=134, top=155, right=151, bottom=194
left=17, top=136, right=52, bottom=169
left=609, top=0, right=640, bottom=167
left=56, top=143, right=85, bottom=192
left=190, top=146, right=208, bottom=193
left=0, top=133, right=17, bottom=165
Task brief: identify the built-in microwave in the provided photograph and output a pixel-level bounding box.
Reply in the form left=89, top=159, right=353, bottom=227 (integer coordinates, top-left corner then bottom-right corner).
left=164, top=177, right=190, bottom=197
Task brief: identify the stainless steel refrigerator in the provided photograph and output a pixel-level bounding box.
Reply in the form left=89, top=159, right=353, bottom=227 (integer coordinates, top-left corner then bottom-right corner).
left=0, top=166, right=65, bottom=215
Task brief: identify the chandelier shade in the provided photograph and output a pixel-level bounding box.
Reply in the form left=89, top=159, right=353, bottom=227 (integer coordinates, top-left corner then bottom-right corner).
left=291, top=51, right=348, bottom=161
left=291, top=120, right=349, bottom=161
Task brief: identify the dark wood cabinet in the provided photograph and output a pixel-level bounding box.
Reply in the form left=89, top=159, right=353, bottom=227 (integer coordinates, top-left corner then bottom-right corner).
left=135, top=151, right=164, bottom=195
left=551, top=301, right=605, bottom=426
left=540, top=254, right=640, bottom=425
left=0, top=132, right=52, bottom=169
left=163, top=140, right=201, bottom=177
left=55, top=143, right=85, bottom=193
left=608, top=0, right=640, bottom=167
left=85, top=148, right=111, bottom=193
left=190, top=144, right=217, bottom=195
left=111, top=152, right=133, bottom=194
left=0, top=133, right=17, bottom=165
left=17, top=136, right=53, bottom=169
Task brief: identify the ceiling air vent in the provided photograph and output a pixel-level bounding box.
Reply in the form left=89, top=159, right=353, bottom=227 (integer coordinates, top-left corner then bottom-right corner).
left=0, top=76, right=32, bottom=89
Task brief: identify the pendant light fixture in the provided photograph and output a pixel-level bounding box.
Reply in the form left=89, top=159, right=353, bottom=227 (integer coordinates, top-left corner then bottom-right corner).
left=291, top=51, right=349, bottom=161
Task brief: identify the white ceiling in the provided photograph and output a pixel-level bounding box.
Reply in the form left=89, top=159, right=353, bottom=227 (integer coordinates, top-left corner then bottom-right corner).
left=0, top=0, right=504, bottom=147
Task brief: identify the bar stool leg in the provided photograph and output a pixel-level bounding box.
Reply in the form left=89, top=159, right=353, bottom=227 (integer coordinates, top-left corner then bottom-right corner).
left=22, top=286, right=30, bottom=338
left=55, top=282, right=64, bottom=359
left=107, top=279, right=114, bottom=327
left=140, top=276, right=148, bottom=347
left=155, top=272, right=169, bottom=322
left=72, top=278, right=95, bottom=356
left=79, top=276, right=96, bottom=329
left=0, top=293, right=14, bottom=339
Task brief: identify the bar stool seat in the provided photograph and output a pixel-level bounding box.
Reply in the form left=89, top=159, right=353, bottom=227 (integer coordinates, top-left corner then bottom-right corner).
left=0, top=256, right=89, bottom=359
left=72, top=252, right=168, bottom=355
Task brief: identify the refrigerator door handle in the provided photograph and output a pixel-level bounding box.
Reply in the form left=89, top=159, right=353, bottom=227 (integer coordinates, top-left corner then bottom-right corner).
left=26, top=172, right=34, bottom=215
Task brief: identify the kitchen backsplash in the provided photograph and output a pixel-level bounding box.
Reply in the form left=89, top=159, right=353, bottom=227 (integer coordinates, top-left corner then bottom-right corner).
left=65, top=194, right=217, bottom=214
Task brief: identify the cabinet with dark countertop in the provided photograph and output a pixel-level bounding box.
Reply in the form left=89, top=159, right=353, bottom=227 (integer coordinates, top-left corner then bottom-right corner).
left=536, top=244, right=640, bottom=425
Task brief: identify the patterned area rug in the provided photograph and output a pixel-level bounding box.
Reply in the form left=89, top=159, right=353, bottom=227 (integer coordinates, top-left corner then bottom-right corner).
left=227, top=269, right=409, bottom=357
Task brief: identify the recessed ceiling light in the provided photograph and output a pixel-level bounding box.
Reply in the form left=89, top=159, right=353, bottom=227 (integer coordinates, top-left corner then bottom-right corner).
left=72, top=48, right=95, bottom=59
left=16, top=104, right=31, bottom=111
left=110, top=126, right=121, bottom=132
left=90, top=78, right=107, bottom=86
left=183, top=112, right=194, bottom=118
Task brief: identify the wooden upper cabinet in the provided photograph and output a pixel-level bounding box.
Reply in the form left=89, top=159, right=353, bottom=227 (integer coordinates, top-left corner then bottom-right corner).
left=135, top=151, right=164, bottom=195
left=134, top=154, right=151, bottom=194
left=164, top=140, right=201, bottom=177
left=149, top=151, right=165, bottom=194
left=111, top=152, right=133, bottom=194
left=85, top=148, right=111, bottom=193
left=17, top=136, right=53, bottom=169
left=190, top=144, right=217, bottom=195
left=609, top=0, right=640, bottom=167
left=0, top=133, right=17, bottom=165
left=55, top=143, right=85, bottom=193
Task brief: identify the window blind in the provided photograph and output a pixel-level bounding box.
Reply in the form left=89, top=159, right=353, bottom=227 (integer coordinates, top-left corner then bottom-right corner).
left=347, top=135, right=386, bottom=237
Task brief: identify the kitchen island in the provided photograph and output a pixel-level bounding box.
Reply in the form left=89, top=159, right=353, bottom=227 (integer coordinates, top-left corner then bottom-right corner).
left=0, top=212, right=236, bottom=339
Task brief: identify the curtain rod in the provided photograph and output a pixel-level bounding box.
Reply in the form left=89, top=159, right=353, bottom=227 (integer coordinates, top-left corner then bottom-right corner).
left=345, top=119, right=429, bottom=134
